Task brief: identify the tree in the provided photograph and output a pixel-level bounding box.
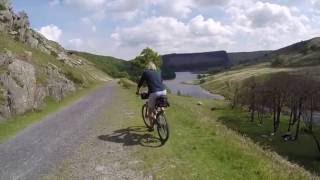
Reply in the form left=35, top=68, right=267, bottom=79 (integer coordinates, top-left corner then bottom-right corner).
left=133, top=47, right=162, bottom=70
left=131, top=47, right=162, bottom=81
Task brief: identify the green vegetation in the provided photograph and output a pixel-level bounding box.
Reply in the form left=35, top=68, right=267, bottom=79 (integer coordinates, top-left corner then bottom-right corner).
left=117, top=87, right=315, bottom=179
left=118, top=78, right=136, bottom=89
left=131, top=47, right=162, bottom=81
left=201, top=64, right=295, bottom=98
left=0, top=4, right=6, bottom=11
left=63, top=71, right=84, bottom=85
left=71, top=51, right=131, bottom=78
left=0, top=32, right=96, bottom=87
left=74, top=48, right=165, bottom=82
left=217, top=107, right=320, bottom=174
left=0, top=83, right=104, bottom=143
left=271, top=37, right=320, bottom=67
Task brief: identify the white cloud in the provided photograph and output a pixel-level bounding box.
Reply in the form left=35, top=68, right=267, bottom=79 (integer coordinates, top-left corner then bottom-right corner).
left=68, top=38, right=84, bottom=49
left=153, top=0, right=230, bottom=18
left=194, top=0, right=231, bottom=7
left=312, top=0, right=320, bottom=12
left=225, top=1, right=312, bottom=51
left=159, top=0, right=194, bottom=18
left=38, top=25, right=63, bottom=42
left=189, top=15, right=232, bottom=36
left=111, top=16, right=233, bottom=54
left=64, top=0, right=106, bottom=10
left=49, top=0, right=318, bottom=59
left=49, top=0, right=60, bottom=6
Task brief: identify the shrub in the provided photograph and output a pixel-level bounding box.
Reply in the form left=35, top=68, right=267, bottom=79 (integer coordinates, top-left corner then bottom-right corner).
left=50, top=51, right=58, bottom=58
left=118, top=78, right=136, bottom=89
left=271, top=57, right=282, bottom=67
left=0, top=4, right=6, bottom=11
left=64, top=71, right=83, bottom=85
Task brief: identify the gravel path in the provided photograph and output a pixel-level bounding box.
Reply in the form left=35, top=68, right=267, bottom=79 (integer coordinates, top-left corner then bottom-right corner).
left=0, top=81, right=119, bottom=180
left=43, top=87, right=152, bottom=180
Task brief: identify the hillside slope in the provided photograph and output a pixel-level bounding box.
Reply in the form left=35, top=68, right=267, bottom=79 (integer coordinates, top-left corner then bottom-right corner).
left=70, top=51, right=130, bottom=78
left=201, top=63, right=320, bottom=98
left=0, top=1, right=110, bottom=120
left=271, top=37, right=320, bottom=67
left=228, top=51, right=272, bottom=65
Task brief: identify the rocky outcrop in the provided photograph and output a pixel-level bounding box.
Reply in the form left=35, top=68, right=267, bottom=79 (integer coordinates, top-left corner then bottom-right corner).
left=45, top=63, right=75, bottom=101
left=0, top=0, right=78, bottom=119
left=0, top=0, right=108, bottom=120
left=0, top=1, right=76, bottom=64
left=0, top=54, right=38, bottom=117
left=0, top=54, right=75, bottom=119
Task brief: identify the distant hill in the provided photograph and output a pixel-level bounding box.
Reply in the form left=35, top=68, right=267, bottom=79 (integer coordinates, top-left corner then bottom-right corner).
left=271, top=37, right=320, bottom=67
left=70, top=51, right=130, bottom=78
left=228, top=51, right=272, bottom=65
left=162, top=51, right=230, bottom=72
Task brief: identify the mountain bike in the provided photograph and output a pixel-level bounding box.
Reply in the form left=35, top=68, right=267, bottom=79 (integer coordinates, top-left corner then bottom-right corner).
left=140, top=92, right=170, bottom=143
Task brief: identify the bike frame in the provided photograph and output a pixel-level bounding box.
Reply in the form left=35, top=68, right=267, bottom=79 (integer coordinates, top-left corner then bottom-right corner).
left=144, top=101, right=166, bottom=117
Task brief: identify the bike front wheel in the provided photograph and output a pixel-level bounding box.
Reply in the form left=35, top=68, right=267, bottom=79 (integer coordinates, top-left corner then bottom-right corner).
left=156, top=111, right=170, bottom=143
left=142, top=104, right=153, bottom=129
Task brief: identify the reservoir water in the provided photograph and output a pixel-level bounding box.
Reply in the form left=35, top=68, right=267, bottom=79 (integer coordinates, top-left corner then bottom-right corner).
left=164, top=72, right=224, bottom=100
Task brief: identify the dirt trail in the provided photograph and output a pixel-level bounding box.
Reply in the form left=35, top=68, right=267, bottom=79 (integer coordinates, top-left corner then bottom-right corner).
left=0, top=81, right=147, bottom=180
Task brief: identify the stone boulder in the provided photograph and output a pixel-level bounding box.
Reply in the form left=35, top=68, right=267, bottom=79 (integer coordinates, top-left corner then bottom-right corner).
left=0, top=56, right=37, bottom=116
left=45, top=64, right=76, bottom=101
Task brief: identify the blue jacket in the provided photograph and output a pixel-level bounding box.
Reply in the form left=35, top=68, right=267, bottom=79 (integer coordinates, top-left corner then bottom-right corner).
left=138, top=70, right=166, bottom=93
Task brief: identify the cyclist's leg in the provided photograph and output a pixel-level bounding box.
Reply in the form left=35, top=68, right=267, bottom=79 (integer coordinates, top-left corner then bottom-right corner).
left=148, top=92, right=157, bottom=127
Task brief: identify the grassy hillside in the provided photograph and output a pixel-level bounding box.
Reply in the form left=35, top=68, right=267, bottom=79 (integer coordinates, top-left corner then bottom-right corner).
left=71, top=51, right=131, bottom=78
left=271, top=37, right=320, bottom=67
left=0, top=32, right=108, bottom=87
left=217, top=106, right=320, bottom=174
left=228, top=51, right=272, bottom=65
left=201, top=64, right=292, bottom=97
left=116, top=84, right=315, bottom=179
left=201, top=62, right=320, bottom=98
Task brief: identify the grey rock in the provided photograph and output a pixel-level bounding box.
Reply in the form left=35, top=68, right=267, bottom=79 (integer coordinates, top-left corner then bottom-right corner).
left=45, top=64, right=75, bottom=101
left=0, top=0, right=11, bottom=8
left=0, top=53, right=12, bottom=65
left=4, top=58, right=36, bottom=114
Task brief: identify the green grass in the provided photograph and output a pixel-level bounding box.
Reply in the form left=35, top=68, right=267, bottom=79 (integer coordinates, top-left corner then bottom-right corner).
left=117, top=87, right=315, bottom=179
left=216, top=107, right=320, bottom=175
left=0, top=32, right=98, bottom=87
left=201, top=63, right=320, bottom=98
left=0, top=82, right=104, bottom=143
left=71, top=51, right=130, bottom=78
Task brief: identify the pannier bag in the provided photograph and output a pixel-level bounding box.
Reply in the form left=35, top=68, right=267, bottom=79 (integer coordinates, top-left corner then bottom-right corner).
left=156, top=96, right=170, bottom=107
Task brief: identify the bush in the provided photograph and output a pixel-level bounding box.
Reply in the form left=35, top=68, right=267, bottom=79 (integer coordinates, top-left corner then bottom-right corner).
left=271, top=57, right=282, bottom=67
left=200, top=79, right=206, bottom=84
left=118, top=78, right=136, bottom=89
left=310, top=45, right=319, bottom=51
left=50, top=51, right=58, bottom=58
left=161, top=67, right=176, bottom=80
left=64, top=71, right=83, bottom=85
left=0, top=4, right=6, bottom=11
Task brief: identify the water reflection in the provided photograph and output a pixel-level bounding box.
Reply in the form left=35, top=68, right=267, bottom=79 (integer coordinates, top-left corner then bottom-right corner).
left=164, top=72, right=224, bottom=100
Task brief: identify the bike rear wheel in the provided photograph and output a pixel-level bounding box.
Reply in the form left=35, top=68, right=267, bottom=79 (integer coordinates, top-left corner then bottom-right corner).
left=142, top=103, right=153, bottom=129
left=156, top=111, right=170, bottom=143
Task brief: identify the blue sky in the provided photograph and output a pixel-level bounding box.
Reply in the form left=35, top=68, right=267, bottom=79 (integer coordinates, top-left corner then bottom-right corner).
left=12, top=0, right=320, bottom=60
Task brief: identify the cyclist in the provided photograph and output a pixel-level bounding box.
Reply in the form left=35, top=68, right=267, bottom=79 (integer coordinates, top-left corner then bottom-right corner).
left=136, top=62, right=167, bottom=130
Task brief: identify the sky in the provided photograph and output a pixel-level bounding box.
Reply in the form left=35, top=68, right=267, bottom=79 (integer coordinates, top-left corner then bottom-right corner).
left=12, top=0, right=320, bottom=60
